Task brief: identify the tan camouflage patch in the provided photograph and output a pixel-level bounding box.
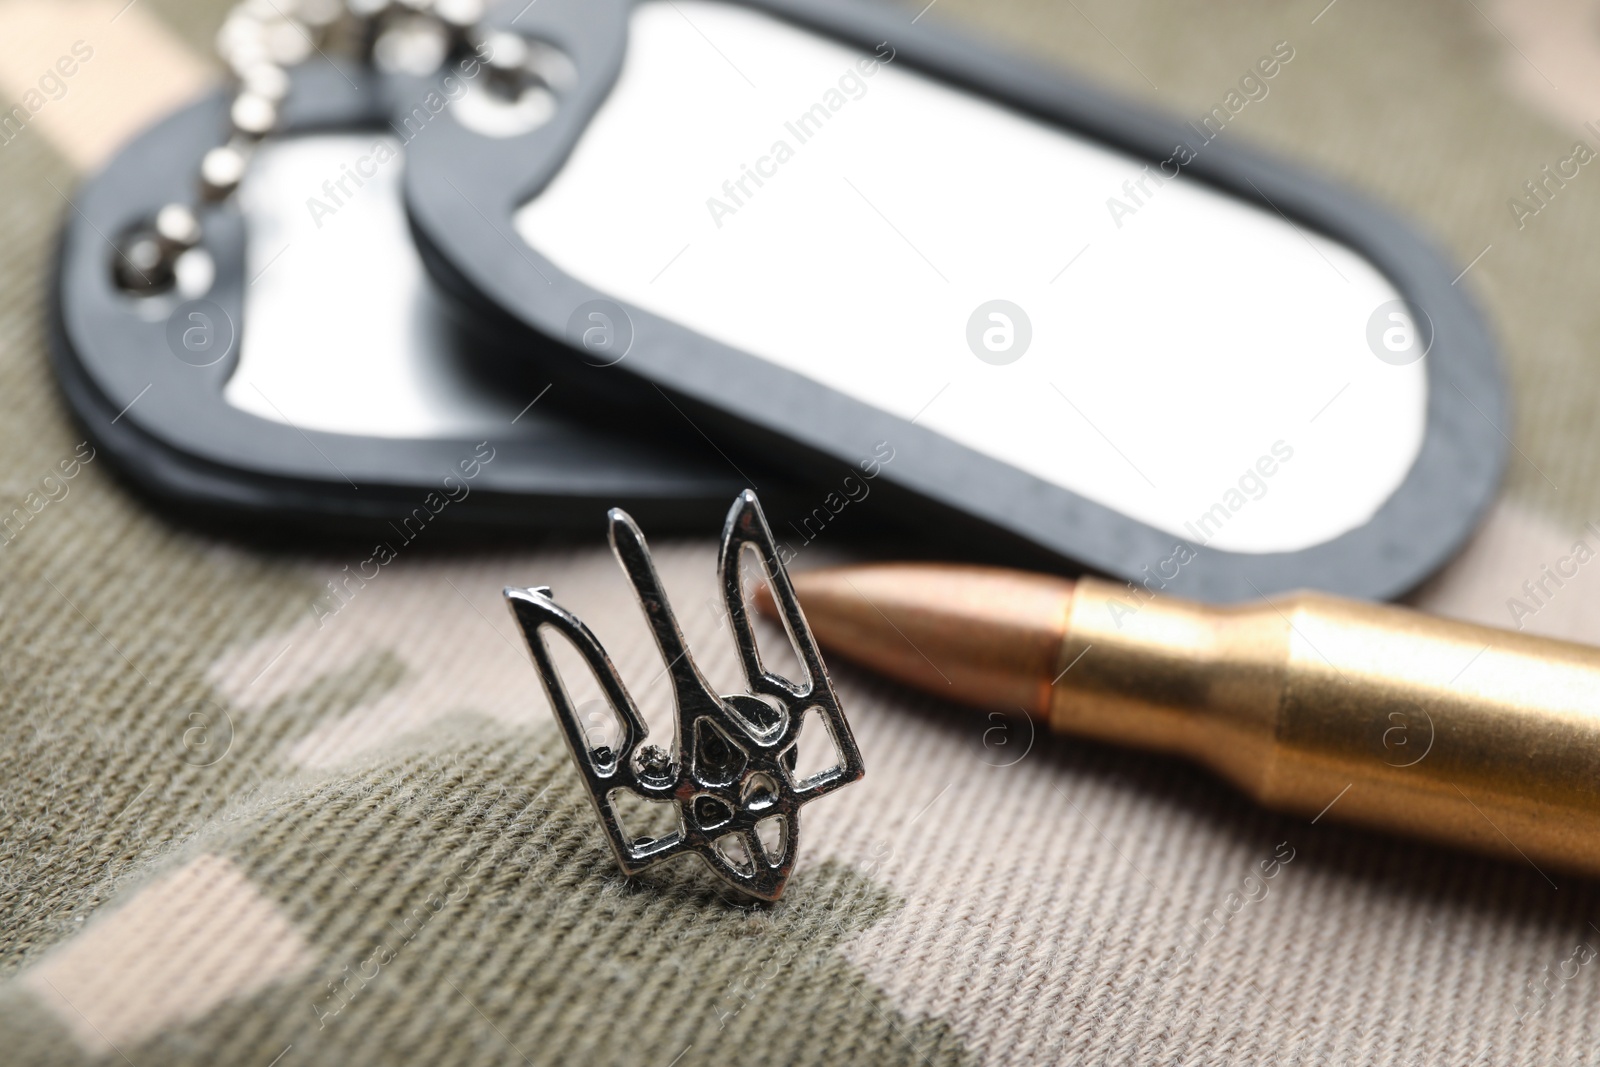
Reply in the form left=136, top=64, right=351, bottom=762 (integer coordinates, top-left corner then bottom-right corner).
left=207, top=555, right=542, bottom=768
left=0, top=0, right=212, bottom=170
left=1413, top=497, right=1600, bottom=642
left=206, top=543, right=761, bottom=769
left=22, top=853, right=317, bottom=1057
left=1485, top=0, right=1600, bottom=134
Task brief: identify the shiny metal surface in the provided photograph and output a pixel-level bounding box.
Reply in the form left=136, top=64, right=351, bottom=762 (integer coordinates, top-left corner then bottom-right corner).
left=505, top=491, right=864, bottom=900
left=783, top=562, right=1600, bottom=882
left=227, top=133, right=526, bottom=438
left=1061, top=576, right=1600, bottom=881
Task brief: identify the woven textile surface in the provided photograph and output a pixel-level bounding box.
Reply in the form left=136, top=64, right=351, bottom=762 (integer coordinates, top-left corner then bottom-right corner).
left=6, top=0, right=1600, bottom=1064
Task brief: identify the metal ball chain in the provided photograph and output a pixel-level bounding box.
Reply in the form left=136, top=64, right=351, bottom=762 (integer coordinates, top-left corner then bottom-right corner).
left=118, top=0, right=497, bottom=293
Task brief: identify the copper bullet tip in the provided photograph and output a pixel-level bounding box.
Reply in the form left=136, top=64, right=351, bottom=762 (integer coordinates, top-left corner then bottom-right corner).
left=760, top=563, right=1076, bottom=718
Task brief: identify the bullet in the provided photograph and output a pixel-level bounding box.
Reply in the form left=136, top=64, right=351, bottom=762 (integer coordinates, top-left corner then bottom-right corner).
left=767, top=562, right=1600, bottom=880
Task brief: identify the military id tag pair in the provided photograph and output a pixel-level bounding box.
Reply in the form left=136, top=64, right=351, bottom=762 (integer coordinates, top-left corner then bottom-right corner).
left=55, top=0, right=1502, bottom=594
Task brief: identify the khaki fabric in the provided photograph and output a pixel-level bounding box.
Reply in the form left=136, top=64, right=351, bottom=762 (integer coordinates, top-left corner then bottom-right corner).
left=4, top=0, right=1600, bottom=1064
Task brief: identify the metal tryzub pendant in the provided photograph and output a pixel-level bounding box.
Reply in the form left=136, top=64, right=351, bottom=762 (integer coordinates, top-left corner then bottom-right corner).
left=505, top=491, right=865, bottom=901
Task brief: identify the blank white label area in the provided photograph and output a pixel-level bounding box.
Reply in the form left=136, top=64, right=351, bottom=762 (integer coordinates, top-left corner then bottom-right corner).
left=514, top=1, right=1427, bottom=553
left=227, top=134, right=523, bottom=438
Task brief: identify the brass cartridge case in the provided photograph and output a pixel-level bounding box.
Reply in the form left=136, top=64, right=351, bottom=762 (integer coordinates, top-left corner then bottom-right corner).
left=783, top=564, right=1600, bottom=879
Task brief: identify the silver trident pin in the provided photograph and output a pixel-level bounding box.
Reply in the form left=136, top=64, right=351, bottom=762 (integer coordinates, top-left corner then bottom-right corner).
left=504, top=491, right=865, bottom=901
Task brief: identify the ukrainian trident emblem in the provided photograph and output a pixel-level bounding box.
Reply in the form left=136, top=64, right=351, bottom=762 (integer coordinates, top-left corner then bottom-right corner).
left=505, top=491, right=865, bottom=901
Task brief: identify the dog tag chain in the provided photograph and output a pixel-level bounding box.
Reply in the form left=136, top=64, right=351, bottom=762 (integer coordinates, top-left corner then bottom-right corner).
left=505, top=492, right=865, bottom=901
left=110, top=0, right=547, bottom=295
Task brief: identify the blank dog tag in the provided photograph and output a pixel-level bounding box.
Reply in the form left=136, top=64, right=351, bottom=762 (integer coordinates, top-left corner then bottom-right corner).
left=404, top=0, right=1504, bottom=601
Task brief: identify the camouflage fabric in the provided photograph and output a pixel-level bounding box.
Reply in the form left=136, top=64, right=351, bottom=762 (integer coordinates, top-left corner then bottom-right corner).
left=5, top=1, right=1600, bottom=1064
